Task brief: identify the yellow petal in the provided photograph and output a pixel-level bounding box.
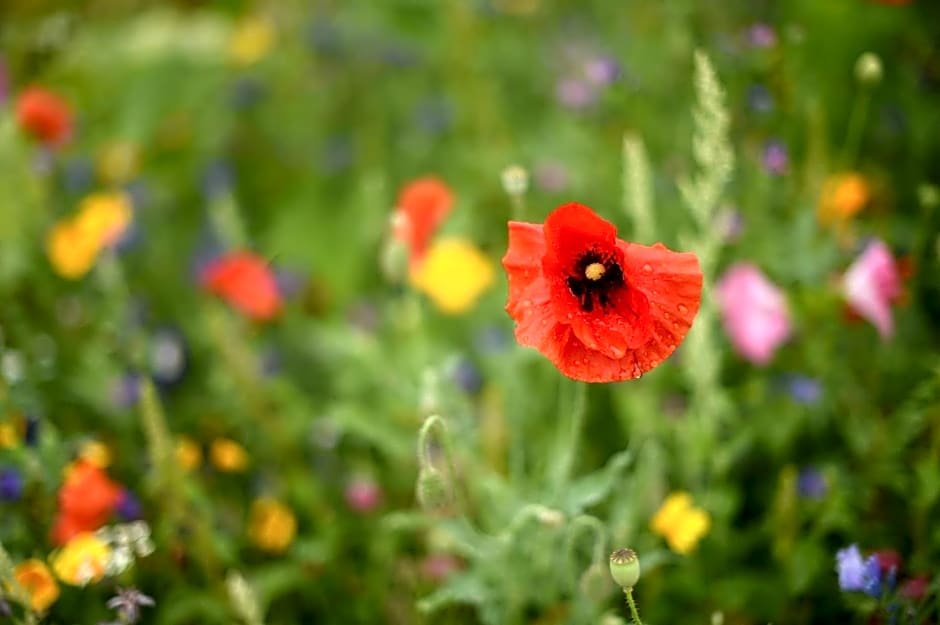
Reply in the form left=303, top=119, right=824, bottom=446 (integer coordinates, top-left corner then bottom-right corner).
left=410, top=237, right=494, bottom=314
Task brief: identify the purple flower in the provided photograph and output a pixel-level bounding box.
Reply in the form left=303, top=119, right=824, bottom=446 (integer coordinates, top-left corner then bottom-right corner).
left=762, top=141, right=789, bottom=175
left=0, top=468, right=23, bottom=502
left=116, top=489, right=143, bottom=521
left=837, top=544, right=881, bottom=596
left=583, top=56, right=620, bottom=86
left=555, top=78, right=595, bottom=110
left=787, top=375, right=822, bottom=405
left=747, top=23, right=777, bottom=48
left=797, top=467, right=827, bottom=499
left=105, top=587, right=154, bottom=624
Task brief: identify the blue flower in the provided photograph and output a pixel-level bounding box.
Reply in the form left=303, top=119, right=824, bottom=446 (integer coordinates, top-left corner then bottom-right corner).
left=787, top=375, right=822, bottom=405
left=836, top=544, right=881, bottom=596
left=0, top=468, right=23, bottom=502
left=797, top=467, right=827, bottom=499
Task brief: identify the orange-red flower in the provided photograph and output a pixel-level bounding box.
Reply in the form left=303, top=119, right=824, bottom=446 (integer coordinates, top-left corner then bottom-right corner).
left=392, top=177, right=454, bottom=268
left=201, top=251, right=282, bottom=321
left=16, top=87, right=72, bottom=146
left=51, top=460, right=122, bottom=546
left=502, top=203, right=702, bottom=382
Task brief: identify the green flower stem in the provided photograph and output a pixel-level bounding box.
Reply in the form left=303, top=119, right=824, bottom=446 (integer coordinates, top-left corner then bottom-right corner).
left=624, top=587, right=644, bottom=625
left=552, top=381, right=588, bottom=492
left=841, top=89, right=871, bottom=169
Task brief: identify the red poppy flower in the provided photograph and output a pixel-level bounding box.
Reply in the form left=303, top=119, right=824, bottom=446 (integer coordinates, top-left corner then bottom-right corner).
left=502, top=203, right=702, bottom=383
left=201, top=251, right=282, bottom=321
left=15, top=86, right=72, bottom=146
left=51, top=460, right=122, bottom=545
left=392, top=177, right=454, bottom=267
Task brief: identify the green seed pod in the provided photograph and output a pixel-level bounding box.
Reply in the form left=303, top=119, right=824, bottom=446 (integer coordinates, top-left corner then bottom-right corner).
left=416, top=467, right=452, bottom=513
left=608, top=548, right=640, bottom=589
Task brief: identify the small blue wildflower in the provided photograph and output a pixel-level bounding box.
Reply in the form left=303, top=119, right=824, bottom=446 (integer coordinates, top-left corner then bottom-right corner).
left=110, top=373, right=141, bottom=409
left=836, top=544, right=881, bottom=595
left=787, top=375, right=822, bottom=405
left=452, top=358, right=483, bottom=395
left=747, top=84, right=774, bottom=113
left=797, top=467, right=827, bottom=499
left=0, top=468, right=23, bottom=502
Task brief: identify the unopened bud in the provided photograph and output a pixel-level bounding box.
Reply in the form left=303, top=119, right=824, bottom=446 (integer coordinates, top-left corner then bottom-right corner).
left=416, top=467, right=452, bottom=513
left=608, top=548, right=640, bottom=589
left=580, top=562, right=612, bottom=602
left=855, top=52, right=882, bottom=86
left=501, top=165, right=529, bottom=196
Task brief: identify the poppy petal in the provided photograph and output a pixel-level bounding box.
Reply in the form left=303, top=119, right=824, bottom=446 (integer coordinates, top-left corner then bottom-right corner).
left=618, top=241, right=702, bottom=369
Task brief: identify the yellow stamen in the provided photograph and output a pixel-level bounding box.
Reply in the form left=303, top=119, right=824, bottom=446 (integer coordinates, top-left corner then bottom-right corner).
left=585, top=262, right=606, bottom=281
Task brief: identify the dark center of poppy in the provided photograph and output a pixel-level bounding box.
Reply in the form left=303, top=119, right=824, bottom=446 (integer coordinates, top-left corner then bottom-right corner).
left=565, top=250, right=625, bottom=313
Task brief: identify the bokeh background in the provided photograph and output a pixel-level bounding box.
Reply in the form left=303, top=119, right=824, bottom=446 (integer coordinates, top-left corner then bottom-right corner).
left=1, top=1, right=939, bottom=624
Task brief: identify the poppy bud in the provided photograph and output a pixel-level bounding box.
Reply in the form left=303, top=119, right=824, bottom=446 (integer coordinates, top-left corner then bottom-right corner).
left=854, top=52, right=883, bottom=86
left=608, top=548, right=640, bottom=589
left=580, top=562, right=612, bottom=602
left=415, top=467, right=452, bottom=513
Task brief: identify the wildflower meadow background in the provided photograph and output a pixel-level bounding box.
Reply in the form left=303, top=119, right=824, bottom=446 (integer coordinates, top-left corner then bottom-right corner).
left=1, top=1, right=939, bottom=623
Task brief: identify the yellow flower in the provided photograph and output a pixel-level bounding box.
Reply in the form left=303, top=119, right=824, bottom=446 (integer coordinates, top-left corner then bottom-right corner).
left=0, top=421, right=20, bottom=449
left=650, top=491, right=710, bottom=555
left=75, top=192, right=133, bottom=248
left=176, top=437, right=203, bottom=471
left=13, top=559, right=60, bottom=612
left=229, top=16, right=275, bottom=66
left=97, top=141, right=140, bottom=185
left=46, top=219, right=101, bottom=279
left=248, top=498, right=297, bottom=553
left=818, top=173, right=870, bottom=225
left=79, top=440, right=111, bottom=468
left=51, top=532, right=111, bottom=586
left=210, top=438, right=249, bottom=472
left=45, top=192, right=133, bottom=280
left=410, top=237, right=494, bottom=314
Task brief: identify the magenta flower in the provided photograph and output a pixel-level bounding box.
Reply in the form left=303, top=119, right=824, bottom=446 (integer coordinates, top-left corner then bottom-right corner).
left=842, top=239, right=902, bottom=340
left=716, top=263, right=792, bottom=365
left=344, top=476, right=382, bottom=513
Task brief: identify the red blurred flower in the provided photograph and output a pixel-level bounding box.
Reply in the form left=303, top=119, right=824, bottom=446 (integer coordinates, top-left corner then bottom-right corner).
left=201, top=251, right=282, bottom=321
left=873, top=549, right=902, bottom=575
left=392, top=177, right=454, bottom=267
left=900, top=575, right=930, bottom=601
left=16, top=87, right=72, bottom=146
left=502, top=203, right=702, bottom=382
left=51, top=460, right=122, bottom=545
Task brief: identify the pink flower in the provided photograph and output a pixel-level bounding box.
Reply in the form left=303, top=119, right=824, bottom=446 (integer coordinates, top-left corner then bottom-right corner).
left=842, top=239, right=902, bottom=340
left=344, top=476, right=382, bottom=513
left=715, top=263, right=791, bottom=365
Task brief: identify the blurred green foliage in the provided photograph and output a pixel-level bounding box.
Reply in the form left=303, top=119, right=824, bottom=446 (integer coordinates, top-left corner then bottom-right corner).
left=0, top=1, right=939, bottom=624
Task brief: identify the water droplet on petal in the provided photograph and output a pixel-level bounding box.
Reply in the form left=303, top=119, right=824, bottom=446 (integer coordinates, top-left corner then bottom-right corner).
left=677, top=303, right=689, bottom=314
left=642, top=264, right=653, bottom=273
